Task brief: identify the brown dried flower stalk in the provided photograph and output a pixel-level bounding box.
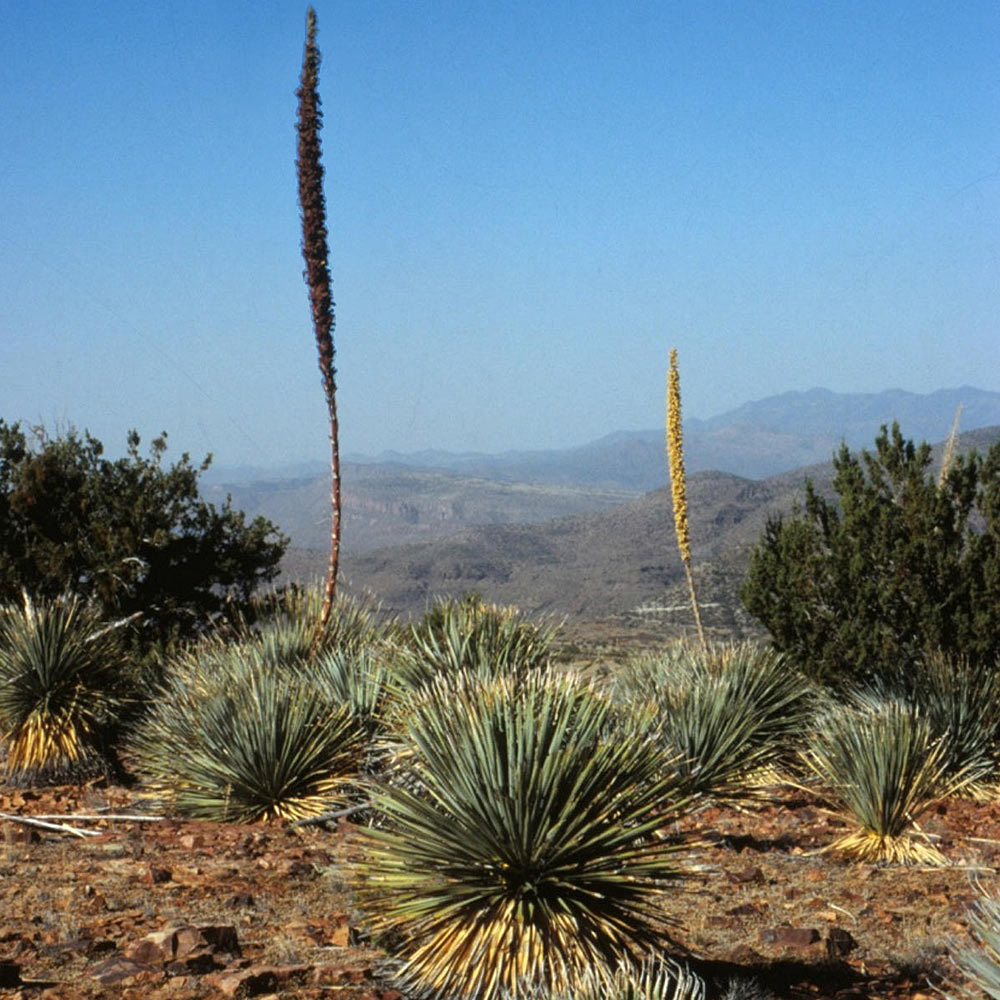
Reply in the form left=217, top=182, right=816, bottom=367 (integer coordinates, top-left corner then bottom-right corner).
left=296, top=7, right=340, bottom=637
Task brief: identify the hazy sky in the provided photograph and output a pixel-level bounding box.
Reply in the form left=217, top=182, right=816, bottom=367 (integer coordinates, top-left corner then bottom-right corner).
left=2, top=2, right=998, bottom=469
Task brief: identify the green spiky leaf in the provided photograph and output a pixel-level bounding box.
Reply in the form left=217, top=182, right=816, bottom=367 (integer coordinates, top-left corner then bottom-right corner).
left=355, top=668, right=695, bottom=1000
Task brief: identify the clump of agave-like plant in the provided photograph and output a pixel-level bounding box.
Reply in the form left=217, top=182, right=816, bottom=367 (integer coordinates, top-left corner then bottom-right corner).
left=613, top=641, right=812, bottom=803
left=390, top=593, right=558, bottom=692
left=803, top=696, right=976, bottom=865
left=947, top=880, right=1000, bottom=999
left=853, top=651, right=1000, bottom=798
left=313, top=646, right=389, bottom=737
left=354, top=667, right=695, bottom=1000
left=131, top=640, right=366, bottom=822
left=240, top=585, right=396, bottom=659
left=0, top=592, right=133, bottom=783
left=573, top=954, right=706, bottom=1000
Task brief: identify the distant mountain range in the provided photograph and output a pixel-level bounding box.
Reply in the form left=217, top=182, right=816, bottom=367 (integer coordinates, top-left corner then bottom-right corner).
left=205, top=386, right=1000, bottom=558
left=344, top=385, right=1000, bottom=486
left=323, top=424, right=1000, bottom=637
left=204, top=386, right=1000, bottom=638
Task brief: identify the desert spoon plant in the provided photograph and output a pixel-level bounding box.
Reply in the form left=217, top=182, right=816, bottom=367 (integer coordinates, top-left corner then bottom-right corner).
left=297, top=7, right=341, bottom=639
left=0, top=593, right=132, bottom=783
left=355, top=669, right=695, bottom=1000
left=803, top=697, right=974, bottom=864
left=667, top=349, right=706, bottom=651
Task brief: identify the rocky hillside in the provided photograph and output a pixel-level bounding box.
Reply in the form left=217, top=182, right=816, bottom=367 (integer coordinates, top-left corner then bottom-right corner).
left=208, top=388, right=1000, bottom=560
left=287, top=426, right=1000, bottom=643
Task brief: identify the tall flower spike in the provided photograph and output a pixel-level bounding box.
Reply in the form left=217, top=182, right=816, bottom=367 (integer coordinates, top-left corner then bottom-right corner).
left=667, top=349, right=706, bottom=651
left=296, top=7, right=341, bottom=638
left=938, top=403, right=962, bottom=487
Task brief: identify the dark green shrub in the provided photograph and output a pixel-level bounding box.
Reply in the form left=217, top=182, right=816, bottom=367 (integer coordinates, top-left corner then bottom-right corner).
left=742, top=423, right=1000, bottom=689
left=0, top=421, right=286, bottom=644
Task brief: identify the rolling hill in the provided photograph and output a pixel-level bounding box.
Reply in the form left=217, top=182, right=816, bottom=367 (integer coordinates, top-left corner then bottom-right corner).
left=206, top=387, right=1000, bottom=643
left=208, top=387, right=1000, bottom=558
left=306, top=426, right=1000, bottom=643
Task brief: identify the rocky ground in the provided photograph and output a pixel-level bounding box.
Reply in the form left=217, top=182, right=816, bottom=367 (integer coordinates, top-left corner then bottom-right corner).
left=0, top=782, right=997, bottom=1000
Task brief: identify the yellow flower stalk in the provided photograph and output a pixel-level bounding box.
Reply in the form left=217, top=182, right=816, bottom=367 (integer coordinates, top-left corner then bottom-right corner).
left=666, top=349, right=706, bottom=651
left=937, top=403, right=963, bottom=487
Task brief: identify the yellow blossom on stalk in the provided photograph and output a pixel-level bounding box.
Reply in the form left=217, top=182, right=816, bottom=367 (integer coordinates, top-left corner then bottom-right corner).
left=937, top=404, right=962, bottom=488
left=666, top=350, right=690, bottom=562
left=666, top=349, right=706, bottom=651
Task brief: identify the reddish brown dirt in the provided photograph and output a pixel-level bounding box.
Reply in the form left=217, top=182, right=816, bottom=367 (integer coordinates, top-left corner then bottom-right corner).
left=0, top=783, right=996, bottom=999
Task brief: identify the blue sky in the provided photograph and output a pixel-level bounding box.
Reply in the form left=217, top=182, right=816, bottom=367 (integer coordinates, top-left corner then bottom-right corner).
left=2, top=1, right=998, bottom=469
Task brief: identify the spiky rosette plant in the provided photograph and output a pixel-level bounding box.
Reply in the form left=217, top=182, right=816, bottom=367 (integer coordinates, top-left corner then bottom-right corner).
left=948, top=881, right=1000, bottom=999
left=243, top=586, right=396, bottom=658
left=391, top=594, right=558, bottom=692
left=615, top=642, right=811, bottom=802
left=132, top=649, right=363, bottom=822
left=804, top=697, right=974, bottom=864
left=0, top=593, right=131, bottom=782
left=313, top=646, right=390, bottom=748
left=852, top=652, right=1000, bottom=798
left=574, top=954, right=706, bottom=1000
left=354, top=668, right=695, bottom=1000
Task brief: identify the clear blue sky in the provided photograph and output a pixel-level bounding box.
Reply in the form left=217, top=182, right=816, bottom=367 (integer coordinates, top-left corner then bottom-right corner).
left=2, top=1, right=998, bottom=469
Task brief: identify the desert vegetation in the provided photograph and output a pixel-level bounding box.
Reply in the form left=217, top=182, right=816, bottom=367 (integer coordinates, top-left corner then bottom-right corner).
left=4, top=474, right=1000, bottom=998
left=2, top=571, right=1000, bottom=999
left=297, top=4, right=342, bottom=638
left=5, top=10, right=1000, bottom=1000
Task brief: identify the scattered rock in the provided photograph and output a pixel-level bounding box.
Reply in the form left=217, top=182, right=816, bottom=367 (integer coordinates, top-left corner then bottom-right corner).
left=282, top=859, right=316, bottom=878
left=123, top=923, right=240, bottom=968
left=725, top=944, right=768, bottom=965
left=3, top=826, right=40, bottom=845
left=146, top=865, right=173, bottom=884
left=726, top=865, right=764, bottom=884
left=209, top=963, right=312, bottom=998
left=310, top=963, right=371, bottom=986
left=90, top=955, right=156, bottom=985
left=826, top=926, right=858, bottom=957
left=124, top=927, right=184, bottom=965
left=176, top=924, right=240, bottom=959
left=760, top=926, right=820, bottom=949
left=0, top=960, right=21, bottom=988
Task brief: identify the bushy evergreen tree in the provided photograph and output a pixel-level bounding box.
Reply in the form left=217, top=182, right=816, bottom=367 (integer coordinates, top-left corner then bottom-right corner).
left=741, top=422, right=1000, bottom=687
left=0, top=420, right=287, bottom=640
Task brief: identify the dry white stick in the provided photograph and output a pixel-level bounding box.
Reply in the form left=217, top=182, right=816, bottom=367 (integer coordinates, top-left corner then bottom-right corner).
left=0, top=812, right=100, bottom=838
left=31, top=814, right=163, bottom=823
